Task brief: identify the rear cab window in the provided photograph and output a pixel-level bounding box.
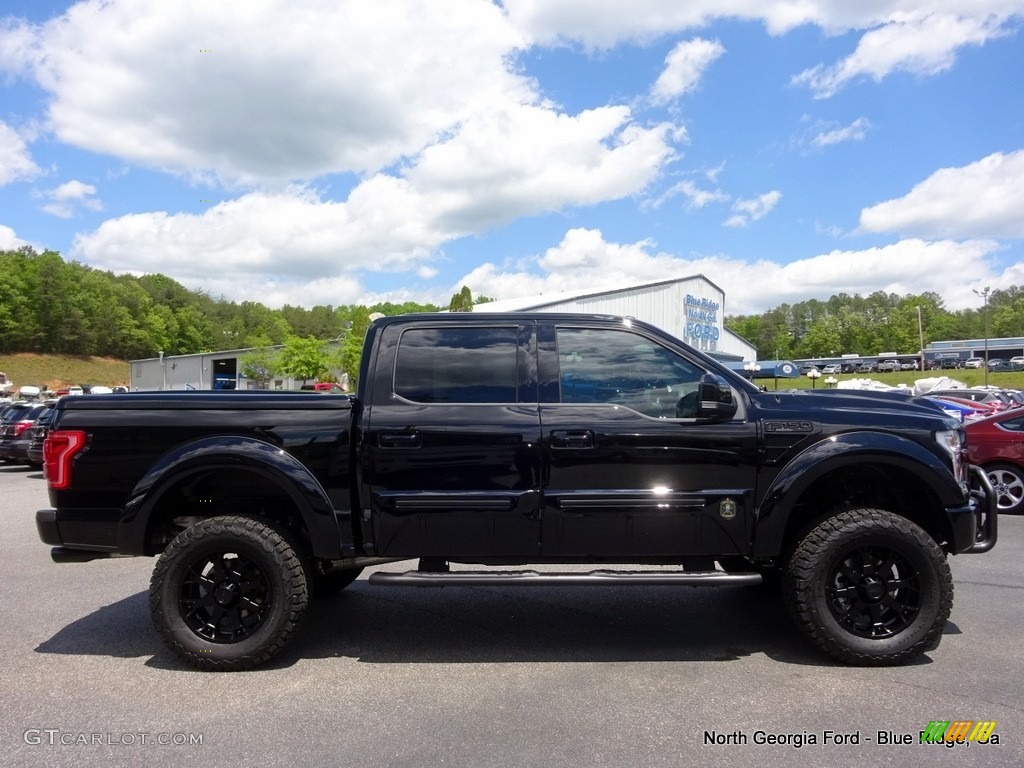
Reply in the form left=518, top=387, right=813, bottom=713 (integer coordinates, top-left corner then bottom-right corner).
left=394, top=326, right=520, bottom=404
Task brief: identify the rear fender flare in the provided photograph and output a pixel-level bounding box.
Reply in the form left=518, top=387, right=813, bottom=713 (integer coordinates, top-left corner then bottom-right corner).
left=117, top=436, right=341, bottom=558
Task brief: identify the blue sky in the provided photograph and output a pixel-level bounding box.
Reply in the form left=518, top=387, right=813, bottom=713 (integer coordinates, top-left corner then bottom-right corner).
left=1, top=1, right=1023, bottom=314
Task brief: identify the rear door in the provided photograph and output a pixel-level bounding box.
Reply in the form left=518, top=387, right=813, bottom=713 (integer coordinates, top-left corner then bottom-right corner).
left=362, top=320, right=543, bottom=558
left=538, top=321, right=759, bottom=558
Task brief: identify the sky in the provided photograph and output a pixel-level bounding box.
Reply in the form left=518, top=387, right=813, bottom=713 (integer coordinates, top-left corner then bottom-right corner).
left=1, top=1, right=1023, bottom=316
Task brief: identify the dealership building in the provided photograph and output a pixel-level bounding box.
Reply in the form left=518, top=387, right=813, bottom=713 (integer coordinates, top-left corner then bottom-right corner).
left=474, top=275, right=756, bottom=362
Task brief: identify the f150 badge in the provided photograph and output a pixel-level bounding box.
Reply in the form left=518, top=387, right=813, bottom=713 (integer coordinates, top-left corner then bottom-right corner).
left=764, top=420, right=814, bottom=433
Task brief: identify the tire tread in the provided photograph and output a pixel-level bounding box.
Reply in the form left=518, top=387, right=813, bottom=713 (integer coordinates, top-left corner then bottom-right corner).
left=783, top=508, right=952, bottom=666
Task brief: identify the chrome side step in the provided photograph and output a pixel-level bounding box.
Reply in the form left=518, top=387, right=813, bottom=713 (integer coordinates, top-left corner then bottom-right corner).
left=368, top=569, right=762, bottom=587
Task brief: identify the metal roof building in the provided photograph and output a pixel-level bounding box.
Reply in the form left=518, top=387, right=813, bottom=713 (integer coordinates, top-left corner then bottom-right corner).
left=474, top=275, right=757, bottom=362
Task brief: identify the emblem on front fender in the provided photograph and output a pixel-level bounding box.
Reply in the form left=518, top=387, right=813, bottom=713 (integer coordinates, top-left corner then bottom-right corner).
left=719, top=499, right=737, bottom=520
left=764, top=420, right=814, bottom=433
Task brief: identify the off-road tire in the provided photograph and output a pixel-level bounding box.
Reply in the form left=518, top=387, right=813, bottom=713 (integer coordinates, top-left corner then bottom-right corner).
left=149, top=516, right=310, bottom=671
left=783, top=508, right=952, bottom=665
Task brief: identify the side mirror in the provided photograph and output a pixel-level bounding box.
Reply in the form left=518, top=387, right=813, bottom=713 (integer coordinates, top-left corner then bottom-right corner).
left=697, top=374, right=737, bottom=420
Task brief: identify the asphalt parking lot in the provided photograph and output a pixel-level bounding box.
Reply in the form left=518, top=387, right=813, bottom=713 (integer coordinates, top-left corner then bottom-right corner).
left=1, top=465, right=1021, bottom=768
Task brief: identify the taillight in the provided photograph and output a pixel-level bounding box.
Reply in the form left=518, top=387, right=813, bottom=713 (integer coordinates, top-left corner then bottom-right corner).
left=43, top=430, right=87, bottom=490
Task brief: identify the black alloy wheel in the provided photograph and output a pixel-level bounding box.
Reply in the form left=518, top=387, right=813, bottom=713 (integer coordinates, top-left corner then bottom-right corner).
left=824, top=545, right=921, bottom=639
left=179, top=550, right=272, bottom=643
left=784, top=508, right=951, bottom=666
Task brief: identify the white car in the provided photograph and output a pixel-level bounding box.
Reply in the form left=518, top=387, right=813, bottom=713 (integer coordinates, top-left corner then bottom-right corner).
left=821, top=364, right=841, bottom=374
left=965, top=357, right=985, bottom=369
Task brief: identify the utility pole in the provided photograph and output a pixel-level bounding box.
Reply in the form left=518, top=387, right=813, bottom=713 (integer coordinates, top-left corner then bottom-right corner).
left=973, top=287, right=991, bottom=387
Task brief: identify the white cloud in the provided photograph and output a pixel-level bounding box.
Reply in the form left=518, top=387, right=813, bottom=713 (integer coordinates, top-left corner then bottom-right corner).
left=4, top=0, right=534, bottom=185
left=0, top=224, right=32, bottom=250
left=652, top=180, right=730, bottom=210
left=502, top=1, right=1020, bottom=46
left=39, top=179, right=103, bottom=218
left=0, top=120, right=40, bottom=184
left=860, top=150, right=1024, bottom=239
left=724, top=190, right=781, bottom=227
left=70, top=104, right=674, bottom=306
left=453, top=227, right=1007, bottom=314
left=793, top=12, right=1012, bottom=98
left=650, top=38, right=725, bottom=105
left=811, top=117, right=872, bottom=147
left=503, top=2, right=1019, bottom=97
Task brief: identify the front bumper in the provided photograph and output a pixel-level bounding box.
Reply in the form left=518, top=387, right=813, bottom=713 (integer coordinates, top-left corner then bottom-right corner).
left=948, top=466, right=998, bottom=554
left=966, top=465, right=998, bottom=553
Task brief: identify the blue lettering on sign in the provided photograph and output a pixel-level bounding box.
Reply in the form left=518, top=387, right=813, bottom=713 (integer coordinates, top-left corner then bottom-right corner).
left=685, top=322, right=721, bottom=342
left=683, top=294, right=723, bottom=346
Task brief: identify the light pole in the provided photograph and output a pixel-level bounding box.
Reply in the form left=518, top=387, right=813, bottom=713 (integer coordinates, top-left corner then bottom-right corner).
left=916, top=305, right=925, bottom=371
left=973, top=287, right=990, bottom=387
left=807, top=369, right=821, bottom=388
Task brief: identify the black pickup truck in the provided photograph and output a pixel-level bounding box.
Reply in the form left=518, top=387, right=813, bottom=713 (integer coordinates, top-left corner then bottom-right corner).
left=36, top=313, right=996, bottom=670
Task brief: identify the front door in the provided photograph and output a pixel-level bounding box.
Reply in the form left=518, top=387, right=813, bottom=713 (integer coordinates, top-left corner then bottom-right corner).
left=539, top=323, right=758, bottom=558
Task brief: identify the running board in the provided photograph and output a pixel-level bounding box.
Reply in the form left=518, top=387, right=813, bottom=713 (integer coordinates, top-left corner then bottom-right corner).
left=368, top=569, right=762, bottom=587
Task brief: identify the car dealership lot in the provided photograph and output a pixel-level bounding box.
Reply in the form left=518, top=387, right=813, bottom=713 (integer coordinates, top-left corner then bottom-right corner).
left=1, top=466, right=1022, bottom=768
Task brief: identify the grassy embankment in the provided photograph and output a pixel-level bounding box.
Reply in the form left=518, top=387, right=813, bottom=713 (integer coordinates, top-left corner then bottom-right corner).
left=0, top=353, right=130, bottom=392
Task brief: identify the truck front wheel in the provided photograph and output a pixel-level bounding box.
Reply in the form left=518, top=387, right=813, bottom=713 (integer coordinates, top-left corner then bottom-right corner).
left=149, top=516, right=310, bottom=671
left=784, top=509, right=952, bottom=665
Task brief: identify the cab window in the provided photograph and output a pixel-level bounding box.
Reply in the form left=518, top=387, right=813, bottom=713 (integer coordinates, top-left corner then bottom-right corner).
left=395, top=327, right=518, bottom=403
left=556, top=327, right=703, bottom=418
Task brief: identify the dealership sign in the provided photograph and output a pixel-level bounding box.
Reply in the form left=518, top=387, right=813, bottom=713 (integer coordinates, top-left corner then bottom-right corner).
left=684, top=294, right=721, bottom=345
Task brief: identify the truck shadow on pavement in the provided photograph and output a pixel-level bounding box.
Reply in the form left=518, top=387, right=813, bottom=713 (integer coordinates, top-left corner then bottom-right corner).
left=35, top=582, right=949, bottom=669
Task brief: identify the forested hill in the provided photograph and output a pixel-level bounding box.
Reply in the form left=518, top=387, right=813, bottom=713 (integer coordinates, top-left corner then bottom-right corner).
left=0, top=247, right=438, bottom=359
left=726, top=289, right=1024, bottom=360
left=4, top=247, right=1024, bottom=362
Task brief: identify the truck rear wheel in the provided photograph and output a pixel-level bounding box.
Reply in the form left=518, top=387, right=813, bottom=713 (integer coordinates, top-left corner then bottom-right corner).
left=783, top=509, right=952, bottom=665
left=149, top=516, right=310, bottom=671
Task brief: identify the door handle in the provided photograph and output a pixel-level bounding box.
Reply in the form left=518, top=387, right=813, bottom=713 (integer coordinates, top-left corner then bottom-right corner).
left=379, top=432, right=422, bottom=448
left=550, top=430, right=594, bottom=449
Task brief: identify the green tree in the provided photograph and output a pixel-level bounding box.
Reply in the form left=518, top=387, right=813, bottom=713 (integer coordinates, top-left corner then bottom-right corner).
left=338, top=306, right=372, bottom=387
left=449, top=285, right=474, bottom=312
left=239, top=335, right=279, bottom=389
left=277, top=335, right=331, bottom=383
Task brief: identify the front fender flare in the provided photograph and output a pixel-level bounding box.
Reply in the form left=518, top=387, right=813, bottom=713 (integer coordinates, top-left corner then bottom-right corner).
left=117, top=436, right=342, bottom=558
left=752, top=431, right=965, bottom=557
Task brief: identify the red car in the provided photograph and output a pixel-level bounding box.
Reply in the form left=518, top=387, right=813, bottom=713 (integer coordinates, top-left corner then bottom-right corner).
left=966, top=410, right=1024, bottom=514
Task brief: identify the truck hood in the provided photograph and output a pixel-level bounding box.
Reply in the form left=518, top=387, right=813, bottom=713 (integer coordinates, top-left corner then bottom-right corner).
left=757, top=388, right=960, bottom=428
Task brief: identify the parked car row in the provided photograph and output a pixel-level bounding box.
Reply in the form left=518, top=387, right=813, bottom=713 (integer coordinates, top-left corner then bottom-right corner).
left=0, top=400, right=55, bottom=467
left=801, top=354, right=1024, bottom=374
